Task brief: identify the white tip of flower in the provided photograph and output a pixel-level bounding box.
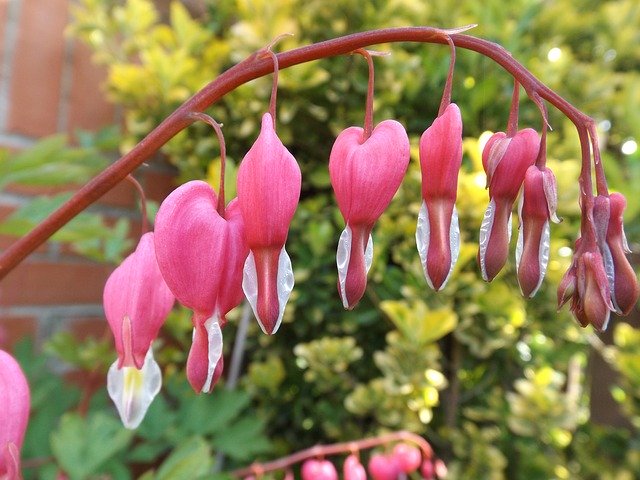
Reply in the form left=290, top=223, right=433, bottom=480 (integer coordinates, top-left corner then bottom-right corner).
left=108, top=349, right=161, bottom=429
left=416, top=202, right=460, bottom=291
left=336, top=225, right=373, bottom=309
left=478, top=198, right=497, bottom=281
left=242, top=247, right=294, bottom=335
left=201, top=316, right=223, bottom=394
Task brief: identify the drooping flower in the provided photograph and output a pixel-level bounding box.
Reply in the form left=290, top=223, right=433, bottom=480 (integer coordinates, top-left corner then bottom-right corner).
left=237, top=112, right=301, bottom=335
left=516, top=165, right=559, bottom=297
left=593, top=193, right=639, bottom=314
left=0, top=350, right=30, bottom=479
left=417, top=103, right=463, bottom=291
left=155, top=180, right=248, bottom=393
left=478, top=128, right=539, bottom=281
left=368, top=453, right=401, bottom=480
left=343, top=454, right=367, bottom=480
left=104, top=232, right=175, bottom=429
left=392, top=443, right=422, bottom=473
left=301, top=459, right=338, bottom=480
left=330, top=120, right=410, bottom=308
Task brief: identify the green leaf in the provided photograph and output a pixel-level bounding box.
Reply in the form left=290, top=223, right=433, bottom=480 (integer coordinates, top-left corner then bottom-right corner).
left=154, top=436, right=212, bottom=480
left=211, top=416, right=272, bottom=461
left=177, top=389, right=251, bottom=435
left=51, top=412, right=133, bottom=479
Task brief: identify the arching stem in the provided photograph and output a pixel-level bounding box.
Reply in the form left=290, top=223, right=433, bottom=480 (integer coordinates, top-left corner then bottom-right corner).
left=507, top=79, right=520, bottom=137
left=125, top=175, right=148, bottom=235
left=189, top=112, right=227, bottom=217
left=438, top=35, right=456, bottom=116
left=353, top=48, right=377, bottom=141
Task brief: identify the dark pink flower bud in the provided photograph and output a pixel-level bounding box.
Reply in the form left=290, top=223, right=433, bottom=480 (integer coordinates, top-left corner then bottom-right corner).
left=478, top=128, right=539, bottom=281
left=392, top=443, right=422, bottom=473
left=301, top=459, right=338, bottom=480
left=155, top=181, right=248, bottom=393
left=0, top=350, right=30, bottom=478
left=576, top=251, right=615, bottom=331
left=330, top=120, right=410, bottom=308
left=237, top=113, right=301, bottom=334
left=104, top=232, right=175, bottom=428
left=598, top=193, right=639, bottom=315
left=417, top=103, right=463, bottom=291
left=343, top=454, right=367, bottom=480
left=368, top=453, right=401, bottom=480
left=516, top=165, right=558, bottom=297
left=420, top=459, right=434, bottom=480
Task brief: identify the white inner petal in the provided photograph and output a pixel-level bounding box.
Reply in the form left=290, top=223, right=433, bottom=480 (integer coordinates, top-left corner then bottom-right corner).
left=415, top=201, right=432, bottom=289
left=337, top=226, right=352, bottom=309
left=600, top=243, right=620, bottom=313
left=478, top=198, right=496, bottom=281
left=533, top=219, right=551, bottom=297
left=274, top=246, right=295, bottom=334
left=444, top=205, right=461, bottom=290
left=364, top=232, right=374, bottom=274
left=107, top=348, right=162, bottom=430
left=242, top=251, right=259, bottom=320
left=201, top=315, right=223, bottom=393
left=242, top=248, right=295, bottom=335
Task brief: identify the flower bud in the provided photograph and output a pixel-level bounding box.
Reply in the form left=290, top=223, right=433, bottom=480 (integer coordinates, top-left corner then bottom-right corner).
left=330, top=119, right=410, bottom=308
left=0, top=350, right=30, bottom=478
left=237, top=113, right=300, bottom=334
left=417, top=103, right=462, bottom=291
left=344, top=454, right=367, bottom=480
left=368, top=453, right=401, bottom=480
left=301, top=459, right=338, bottom=480
left=478, top=128, right=539, bottom=281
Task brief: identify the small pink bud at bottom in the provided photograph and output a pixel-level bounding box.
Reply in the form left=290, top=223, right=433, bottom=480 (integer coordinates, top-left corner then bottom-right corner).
left=337, top=224, right=373, bottom=309
left=577, top=252, right=614, bottom=331
left=478, top=198, right=513, bottom=281
left=420, top=459, right=435, bottom=480
left=186, top=313, right=223, bottom=393
left=392, top=443, right=422, bottom=473
left=344, top=454, right=367, bottom=480
left=368, top=453, right=401, bottom=480
left=416, top=200, right=460, bottom=291
left=242, top=246, right=295, bottom=335
left=301, top=459, right=338, bottom=480
left=607, top=242, right=639, bottom=315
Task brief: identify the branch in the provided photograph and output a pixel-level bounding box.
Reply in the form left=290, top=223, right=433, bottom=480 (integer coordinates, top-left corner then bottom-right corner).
left=230, top=430, right=432, bottom=477
left=0, top=26, right=594, bottom=280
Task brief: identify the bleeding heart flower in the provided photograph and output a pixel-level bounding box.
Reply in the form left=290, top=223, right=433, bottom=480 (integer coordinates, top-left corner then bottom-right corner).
left=478, top=128, right=539, bottom=281
left=417, top=103, right=463, bottom=291
left=368, top=453, right=401, bottom=480
left=392, top=443, right=422, bottom=473
left=330, top=119, right=410, bottom=308
left=301, top=459, right=339, bottom=480
left=516, top=165, right=559, bottom=297
left=0, top=350, right=30, bottom=479
left=155, top=181, right=248, bottom=393
left=593, top=193, right=639, bottom=315
left=104, top=232, right=174, bottom=428
left=237, top=112, right=301, bottom=335
left=343, top=454, right=367, bottom=480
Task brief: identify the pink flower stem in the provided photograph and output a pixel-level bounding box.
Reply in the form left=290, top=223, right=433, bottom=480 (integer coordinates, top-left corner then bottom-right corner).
left=354, top=48, right=376, bottom=141
left=188, top=112, right=227, bottom=217
left=0, top=27, right=599, bottom=281
left=438, top=35, right=456, bottom=116
left=125, top=174, right=148, bottom=235
left=230, top=430, right=433, bottom=477
left=506, top=79, right=520, bottom=137
left=587, top=123, right=608, bottom=196
left=532, top=94, right=548, bottom=168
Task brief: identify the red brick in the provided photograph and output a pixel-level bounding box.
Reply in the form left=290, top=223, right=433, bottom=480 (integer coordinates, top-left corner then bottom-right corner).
left=0, top=315, right=38, bottom=350
left=7, top=0, right=68, bottom=137
left=68, top=317, right=109, bottom=341
left=67, top=41, right=116, bottom=134
left=0, top=0, right=9, bottom=57
left=0, top=260, right=113, bottom=306
left=99, top=179, right=137, bottom=209
left=142, top=168, right=177, bottom=203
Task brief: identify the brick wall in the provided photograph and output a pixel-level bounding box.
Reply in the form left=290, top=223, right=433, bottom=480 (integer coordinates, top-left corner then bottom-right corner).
left=0, top=0, right=177, bottom=352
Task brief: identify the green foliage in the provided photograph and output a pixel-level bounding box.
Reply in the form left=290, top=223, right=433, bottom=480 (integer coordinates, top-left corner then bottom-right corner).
left=11, top=0, right=640, bottom=478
